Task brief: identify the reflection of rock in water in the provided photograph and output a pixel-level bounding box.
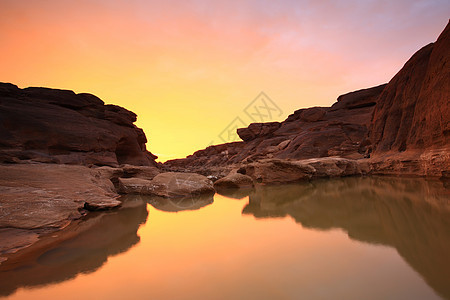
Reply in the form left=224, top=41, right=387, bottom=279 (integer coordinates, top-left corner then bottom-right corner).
left=243, top=177, right=450, bottom=300
left=133, top=194, right=214, bottom=212
left=0, top=197, right=148, bottom=297
left=215, top=186, right=253, bottom=200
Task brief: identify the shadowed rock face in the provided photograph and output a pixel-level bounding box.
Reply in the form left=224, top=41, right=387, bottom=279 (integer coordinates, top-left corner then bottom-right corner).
left=0, top=83, right=157, bottom=167
left=370, top=22, right=449, bottom=154
left=367, top=22, right=450, bottom=177
left=242, top=177, right=450, bottom=300
left=0, top=198, right=148, bottom=297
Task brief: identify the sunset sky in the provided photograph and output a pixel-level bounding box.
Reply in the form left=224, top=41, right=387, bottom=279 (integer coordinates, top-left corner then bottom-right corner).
left=1, top=0, right=449, bottom=161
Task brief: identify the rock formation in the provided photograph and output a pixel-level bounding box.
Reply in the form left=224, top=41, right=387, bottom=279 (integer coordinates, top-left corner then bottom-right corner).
left=164, top=84, right=386, bottom=176
left=0, top=83, right=157, bottom=167
left=164, top=21, right=449, bottom=179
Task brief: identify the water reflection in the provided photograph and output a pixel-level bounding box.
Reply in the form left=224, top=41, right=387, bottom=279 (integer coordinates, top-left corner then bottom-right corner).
left=215, top=186, right=253, bottom=200
left=144, top=194, right=214, bottom=212
left=0, top=197, right=148, bottom=297
left=1, top=177, right=449, bottom=299
left=243, top=177, right=450, bottom=299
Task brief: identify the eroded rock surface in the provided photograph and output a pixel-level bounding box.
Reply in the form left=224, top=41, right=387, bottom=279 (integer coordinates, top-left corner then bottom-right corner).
left=367, top=21, right=450, bottom=177
left=0, top=164, right=120, bottom=229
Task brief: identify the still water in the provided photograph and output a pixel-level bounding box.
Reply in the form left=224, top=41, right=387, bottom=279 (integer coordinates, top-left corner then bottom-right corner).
left=1, top=177, right=449, bottom=300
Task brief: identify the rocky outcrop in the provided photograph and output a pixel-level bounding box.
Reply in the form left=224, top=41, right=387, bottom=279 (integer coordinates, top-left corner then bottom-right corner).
left=0, top=83, right=157, bottom=167
left=164, top=84, right=386, bottom=174
left=367, top=21, right=450, bottom=177
left=118, top=172, right=215, bottom=198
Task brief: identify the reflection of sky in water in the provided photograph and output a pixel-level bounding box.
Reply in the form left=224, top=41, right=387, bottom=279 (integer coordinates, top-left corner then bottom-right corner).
left=1, top=177, right=449, bottom=300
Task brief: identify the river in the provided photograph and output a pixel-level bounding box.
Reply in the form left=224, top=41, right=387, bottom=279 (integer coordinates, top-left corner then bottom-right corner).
left=1, top=177, right=449, bottom=300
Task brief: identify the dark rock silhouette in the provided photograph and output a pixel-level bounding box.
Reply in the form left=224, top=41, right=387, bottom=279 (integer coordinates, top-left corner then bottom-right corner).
left=242, top=177, right=450, bottom=299
left=0, top=83, right=157, bottom=167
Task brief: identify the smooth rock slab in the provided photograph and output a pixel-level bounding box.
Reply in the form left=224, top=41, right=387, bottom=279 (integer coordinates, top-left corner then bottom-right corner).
left=0, top=164, right=120, bottom=229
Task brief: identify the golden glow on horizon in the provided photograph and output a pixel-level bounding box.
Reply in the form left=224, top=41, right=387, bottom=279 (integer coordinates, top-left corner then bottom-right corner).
left=0, top=1, right=448, bottom=161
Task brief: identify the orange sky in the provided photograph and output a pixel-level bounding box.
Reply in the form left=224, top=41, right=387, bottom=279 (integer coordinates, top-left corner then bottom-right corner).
left=1, top=0, right=449, bottom=161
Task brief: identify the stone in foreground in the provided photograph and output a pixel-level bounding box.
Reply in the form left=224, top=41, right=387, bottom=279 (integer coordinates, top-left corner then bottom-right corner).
left=214, top=172, right=254, bottom=189
left=118, top=172, right=215, bottom=198
left=0, top=164, right=119, bottom=230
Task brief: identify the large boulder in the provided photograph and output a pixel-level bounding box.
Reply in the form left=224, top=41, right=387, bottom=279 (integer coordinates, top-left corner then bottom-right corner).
left=118, top=172, right=215, bottom=198
left=0, top=83, right=157, bottom=167
left=214, top=172, right=254, bottom=189
left=240, top=157, right=369, bottom=184
left=242, top=159, right=315, bottom=184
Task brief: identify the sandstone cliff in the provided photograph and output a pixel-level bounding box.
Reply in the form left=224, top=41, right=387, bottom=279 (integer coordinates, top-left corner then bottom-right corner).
left=368, top=21, right=450, bottom=176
